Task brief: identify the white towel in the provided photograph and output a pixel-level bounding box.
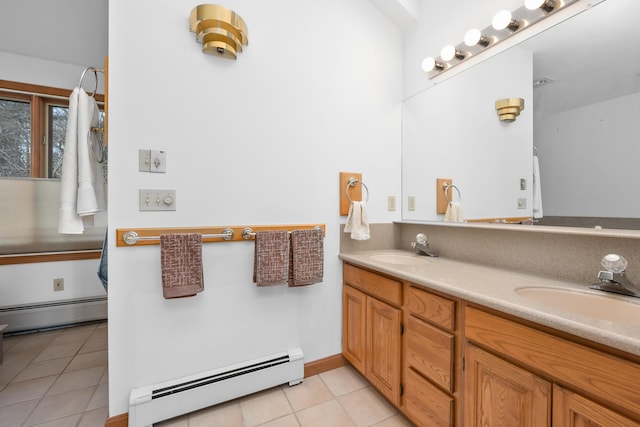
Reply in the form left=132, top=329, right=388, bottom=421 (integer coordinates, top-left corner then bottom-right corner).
left=444, top=201, right=463, bottom=223
left=58, top=88, right=106, bottom=234
left=533, top=155, right=543, bottom=219
left=344, top=201, right=370, bottom=240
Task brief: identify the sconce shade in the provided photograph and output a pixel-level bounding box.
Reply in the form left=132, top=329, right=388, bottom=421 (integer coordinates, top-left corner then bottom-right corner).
left=190, top=4, right=249, bottom=59
left=495, top=98, right=525, bottom=122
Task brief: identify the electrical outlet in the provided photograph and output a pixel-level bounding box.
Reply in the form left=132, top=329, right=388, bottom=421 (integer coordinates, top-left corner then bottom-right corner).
left=53, top=278, right=64, bottom=292
left=408, top=196, right=416, bottom=211
left=387, top=195, right=396, bottom=211
left=150, top=150, right=166, bottom=173
left=520, top=178, right=527, bottom=190
left=518, top=198, right=527, bottom=209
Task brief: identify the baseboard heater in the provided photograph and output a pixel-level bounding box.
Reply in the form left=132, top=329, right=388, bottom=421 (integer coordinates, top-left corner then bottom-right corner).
left=0, top=296, right=107, bottom=334
left=128, top=347, right=304, bottom=427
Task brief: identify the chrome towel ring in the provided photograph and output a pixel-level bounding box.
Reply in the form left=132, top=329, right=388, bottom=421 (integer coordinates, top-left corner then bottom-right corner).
left=443, top=183, right=461, bottom=202
left=78, top=66, right=104, bottom=97
left=345, top=177, right=369, bottom=203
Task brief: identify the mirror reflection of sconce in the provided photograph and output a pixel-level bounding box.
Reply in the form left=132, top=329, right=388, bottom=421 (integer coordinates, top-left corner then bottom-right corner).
left=189, top=4, right=249, bottom=60
left=495, top=98, right=525, bottom=122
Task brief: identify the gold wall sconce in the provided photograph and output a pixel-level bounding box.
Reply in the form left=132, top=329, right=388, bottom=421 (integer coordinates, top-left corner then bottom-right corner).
left=495, top=98, right=525, bottom=122
left=189, top=4, right=249, bottom=59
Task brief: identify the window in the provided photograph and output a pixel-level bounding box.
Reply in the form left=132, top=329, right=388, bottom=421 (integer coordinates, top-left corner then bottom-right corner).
left=0, top=80, right=105, bottom=179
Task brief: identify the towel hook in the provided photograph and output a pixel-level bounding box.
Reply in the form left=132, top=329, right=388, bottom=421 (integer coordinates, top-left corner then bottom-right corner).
left=443, top=183, right=461, bottom=203
left=345, top=177, right=369, bottom=203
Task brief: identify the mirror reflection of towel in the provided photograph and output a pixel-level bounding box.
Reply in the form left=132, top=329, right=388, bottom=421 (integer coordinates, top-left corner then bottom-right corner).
left=344, top=201, right=370, bottom=240
left=160, top=233, right=204, bottom=298
left=444, top=202, right=463, bottom=223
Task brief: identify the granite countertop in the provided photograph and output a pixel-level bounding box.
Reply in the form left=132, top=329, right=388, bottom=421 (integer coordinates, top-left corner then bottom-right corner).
left=339, top=249, right=640, bottom=357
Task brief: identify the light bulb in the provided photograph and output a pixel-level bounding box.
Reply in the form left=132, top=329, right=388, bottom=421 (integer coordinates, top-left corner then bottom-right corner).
left=422, top=57, right=435, bottom=72
left=525, top=0, right=555, bottom=11
left=423, top=57, right=440, bottom=72
left=464, top=29, right=481, bottom=46
left=421, top=56, right=444, bottom=73
left=492, top=10, right=514, bottom=30
left=441, top=45, right=456, bottom=61
left=464, top=28, right=489, bottom=47
left=440, top=45, right=465, bottom=61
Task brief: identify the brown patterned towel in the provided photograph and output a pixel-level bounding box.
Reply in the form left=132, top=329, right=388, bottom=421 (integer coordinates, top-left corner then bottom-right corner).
left=253, top=230, right=290, bottom=286
left=160, top=233, right=204, bottom=298
left=289, top=229, right=324, bottom=287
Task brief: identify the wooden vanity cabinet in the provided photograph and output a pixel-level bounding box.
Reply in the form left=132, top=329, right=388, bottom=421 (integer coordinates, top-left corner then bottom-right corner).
left=403, top=284, right=459, bottom=427
left=342, top=264, right=402, bottom=406
left=464, top=305, right=640, bottom=427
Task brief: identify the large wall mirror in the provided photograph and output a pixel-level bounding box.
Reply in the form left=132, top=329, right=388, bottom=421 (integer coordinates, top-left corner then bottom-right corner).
left=402, top=0, right=640, bottom=230
left=0, top=0, right=108, bottom=254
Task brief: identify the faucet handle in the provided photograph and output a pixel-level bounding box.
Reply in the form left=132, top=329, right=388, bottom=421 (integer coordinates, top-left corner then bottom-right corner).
left=597, top=270, right=614, bottom=281
left=416, top=233, right=428, bottom=245
left=601, top=254, right=628, bottom=273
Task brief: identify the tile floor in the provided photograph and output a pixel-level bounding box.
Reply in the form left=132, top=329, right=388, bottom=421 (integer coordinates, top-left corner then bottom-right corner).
left=156, top=365, right=412, bottom=427
left=1, top=322, right=412, bottom=427
left=0, top=322, right=108, bottom=427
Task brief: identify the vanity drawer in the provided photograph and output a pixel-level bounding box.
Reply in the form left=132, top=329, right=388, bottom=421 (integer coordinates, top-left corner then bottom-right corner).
left=403, top=366, right=454, bottom=427
left=406, top=285, right=456, bottom=331
left=406, top=314, right=455, bottom=392
left=343, top=264, right=402, bottom=306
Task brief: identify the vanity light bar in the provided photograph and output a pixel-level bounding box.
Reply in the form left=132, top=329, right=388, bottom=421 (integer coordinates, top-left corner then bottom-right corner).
left=422, top=0, right=579, bottom=79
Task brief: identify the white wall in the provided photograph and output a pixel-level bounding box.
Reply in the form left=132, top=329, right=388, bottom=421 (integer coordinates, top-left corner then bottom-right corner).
left=107, top=0, right=402, bottom=415
left=536, top=91, right=640, bottom=217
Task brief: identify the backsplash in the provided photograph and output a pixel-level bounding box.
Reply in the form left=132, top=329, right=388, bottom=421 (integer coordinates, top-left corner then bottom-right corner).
left=341, top=223, right=640, bottom=286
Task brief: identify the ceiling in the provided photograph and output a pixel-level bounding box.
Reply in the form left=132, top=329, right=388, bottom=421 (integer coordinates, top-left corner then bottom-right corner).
left=522, top=0, right=640, bottom=116
left=0, top=0, right=108, bottom=68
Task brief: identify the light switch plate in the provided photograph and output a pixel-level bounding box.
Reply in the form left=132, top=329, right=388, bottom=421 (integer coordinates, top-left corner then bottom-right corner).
left=139, top=189, right=176, bottom=211
left=388, top=196, right=396, bottom=211
left=408, top=196, right=416, bottom=211
left=518, top=198, right=527, bottom=209
left=520, top=178, right=527, bottom=190
left=139, top=149, right=150, bottom=172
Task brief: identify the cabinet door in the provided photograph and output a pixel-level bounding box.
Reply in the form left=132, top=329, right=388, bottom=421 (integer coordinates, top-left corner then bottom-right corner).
left=553, top=385, right=640, bottom=427
left=464, top=344, right=551, bottom=427
left=342, top=285, right=366, bottom=375
left=366, top=296, right=402, bottom=406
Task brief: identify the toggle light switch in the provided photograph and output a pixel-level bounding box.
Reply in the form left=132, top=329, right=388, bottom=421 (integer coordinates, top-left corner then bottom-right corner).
left=139, top=189, right=176, bottom=211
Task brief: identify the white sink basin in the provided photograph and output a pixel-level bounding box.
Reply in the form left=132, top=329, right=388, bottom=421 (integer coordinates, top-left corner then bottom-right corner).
left=516, top=287, right=640, bottom=326
left=368, top=253, right=431, bottom=265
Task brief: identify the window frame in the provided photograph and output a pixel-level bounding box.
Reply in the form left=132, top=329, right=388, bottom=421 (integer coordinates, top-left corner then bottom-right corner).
left=0, top=80, right=105, bottom=178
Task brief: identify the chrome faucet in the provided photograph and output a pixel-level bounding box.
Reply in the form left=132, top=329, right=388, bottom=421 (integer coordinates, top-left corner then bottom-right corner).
left=590, top=254, right=640, bottom=298
left=411, top=233, right=439, bottom=257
